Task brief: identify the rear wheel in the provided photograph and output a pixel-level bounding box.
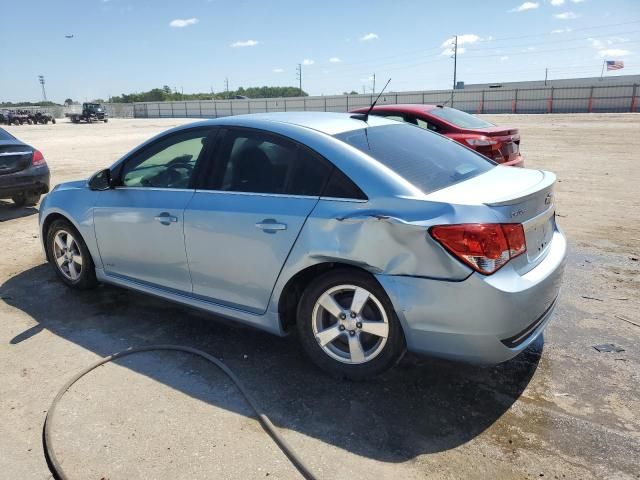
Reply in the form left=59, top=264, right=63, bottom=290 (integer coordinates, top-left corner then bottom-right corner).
left=297, top=269, right=406, bottom=380
left=12, top=192, right=41, bottom=207
left=46, top=219, right=98, bottom=289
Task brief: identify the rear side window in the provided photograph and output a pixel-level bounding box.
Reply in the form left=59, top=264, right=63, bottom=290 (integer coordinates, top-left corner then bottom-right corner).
left=210, top=129, right=332, bottom=196
left=322, top=169, right=367, bottom=200
left=335, top=124, right=494, bottom=194
left=428, top=107, right=494, bottom=129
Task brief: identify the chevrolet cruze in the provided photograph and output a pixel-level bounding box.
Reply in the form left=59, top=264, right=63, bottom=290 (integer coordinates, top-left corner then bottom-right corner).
left=39, top=112, right=566, bottom=379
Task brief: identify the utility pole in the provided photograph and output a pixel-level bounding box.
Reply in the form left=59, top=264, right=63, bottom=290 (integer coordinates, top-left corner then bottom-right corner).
left=296, top=64, right=302, bottom=94
left=544, top=68, right=548, bottom=86
left=372, top=73, right=376, bottom=95
left=38, top=75, right=47, bottom=102
left=450, top=35, right=458, bottom=106
left=225, top=77, right=229, bottom=98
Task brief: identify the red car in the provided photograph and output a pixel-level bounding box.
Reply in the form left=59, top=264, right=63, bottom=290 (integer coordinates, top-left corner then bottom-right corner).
left=350, top=104, right=524, bottom=167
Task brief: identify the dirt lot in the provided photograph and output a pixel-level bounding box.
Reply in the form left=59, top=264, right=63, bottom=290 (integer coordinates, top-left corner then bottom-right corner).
left=1, top=115, right=639, bottom=479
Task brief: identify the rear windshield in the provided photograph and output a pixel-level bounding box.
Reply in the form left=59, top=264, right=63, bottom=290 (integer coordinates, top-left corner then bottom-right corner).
left=0, top=128, right=15, bottom=141
left=428, top=107, right=494, bottom=129
left=335, top=123, right=494, bottom=194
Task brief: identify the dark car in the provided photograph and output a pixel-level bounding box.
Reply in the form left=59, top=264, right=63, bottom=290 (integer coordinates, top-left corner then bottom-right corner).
left=350, top=104, right=524, bottom=167
left=0, top=127, right=50, bottom=206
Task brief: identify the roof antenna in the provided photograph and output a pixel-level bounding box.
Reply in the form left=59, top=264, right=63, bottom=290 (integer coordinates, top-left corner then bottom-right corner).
left=351, top=78, right=391, bottom=122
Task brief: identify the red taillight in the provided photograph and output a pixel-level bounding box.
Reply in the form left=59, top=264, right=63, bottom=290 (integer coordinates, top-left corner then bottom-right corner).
left=430, top=223, right=526, bottom=275
left=32, top=150, right=46, bottom=166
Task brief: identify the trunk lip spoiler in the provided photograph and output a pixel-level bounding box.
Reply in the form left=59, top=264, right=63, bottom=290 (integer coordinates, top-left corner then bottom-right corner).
left=483, top=170, right=556, bottom=207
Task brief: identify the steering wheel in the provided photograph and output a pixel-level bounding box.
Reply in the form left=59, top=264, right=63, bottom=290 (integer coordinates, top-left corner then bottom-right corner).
left=142, top=162, right=193, bottom=188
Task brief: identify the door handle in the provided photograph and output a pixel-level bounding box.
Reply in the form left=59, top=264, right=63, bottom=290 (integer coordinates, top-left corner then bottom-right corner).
left=255, top=219, right=287, bottom=233
left=154, top=212, right=178, bottom=225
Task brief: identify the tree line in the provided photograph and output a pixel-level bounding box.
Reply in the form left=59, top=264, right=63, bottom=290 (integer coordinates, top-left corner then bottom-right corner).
left=108, top=85, right=308, bottom=103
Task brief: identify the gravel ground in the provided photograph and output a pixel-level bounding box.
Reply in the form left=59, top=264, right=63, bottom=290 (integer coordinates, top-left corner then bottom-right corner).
left=0, top=114, right=639, bottom=479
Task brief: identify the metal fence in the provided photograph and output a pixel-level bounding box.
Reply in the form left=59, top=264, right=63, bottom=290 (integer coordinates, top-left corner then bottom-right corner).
left=132, top=83, right=639, bottom=118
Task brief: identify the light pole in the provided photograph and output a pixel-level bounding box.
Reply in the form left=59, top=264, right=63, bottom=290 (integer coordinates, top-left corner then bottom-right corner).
left=38, top=75, right=47, bottom=102
left=296, top=64, right=302, bottom=94
left=450, top=35, right=458, bottom=106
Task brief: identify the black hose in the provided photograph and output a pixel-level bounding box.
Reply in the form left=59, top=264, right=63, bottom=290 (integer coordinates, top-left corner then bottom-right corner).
left=42, top=345, right=318, bottom=480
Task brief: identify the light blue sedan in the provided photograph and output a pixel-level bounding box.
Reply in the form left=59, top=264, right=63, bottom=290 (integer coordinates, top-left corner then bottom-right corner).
left=39, top=112, right=566, bottom=379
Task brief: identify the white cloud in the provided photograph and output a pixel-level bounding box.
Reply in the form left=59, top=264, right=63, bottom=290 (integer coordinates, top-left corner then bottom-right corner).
left=440, top=34, right=479, bottom=55
left=598, top=49, right=630, bottom=57
left=272, top=68, right=284, bottom=73
left=551, top=27, right=572, bottom=33
left=302, top=59, right=314, bottom=65
left=554, top=11, right=578, bottom=19
left=230, top=39, right=259, bottom=47
left=589, top=37, right=632, bottom=58
left=360, top=33, right=379, bottom=41
left=329, top=57, right=342, bottom=63
left=570, top=0, right=584, bottom=3
left=510, top=2, right=539, bottom=12
left=500, top=56, right=510, bottom=61
left=169, top=18, right=198, bottom=28
left=550, top=0, right=564, bottom=5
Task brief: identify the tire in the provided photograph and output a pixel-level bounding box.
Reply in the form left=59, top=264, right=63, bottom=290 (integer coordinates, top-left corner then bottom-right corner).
left=46, top=219, right=98, bottom=289
left=52, top=118, right=56, bottom=124
left=297, top=269, right=406, bottom=380
left=103, top=119, right=108, bottom=123
left=12, top=192, right=41, bottom=207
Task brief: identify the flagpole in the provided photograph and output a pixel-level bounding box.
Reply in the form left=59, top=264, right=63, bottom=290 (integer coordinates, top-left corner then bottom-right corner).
left=600, top=59, right=606, bottom=80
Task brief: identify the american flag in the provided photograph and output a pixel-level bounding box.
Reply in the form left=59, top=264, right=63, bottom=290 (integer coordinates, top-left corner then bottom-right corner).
left=606, top=60, right=624, bottom=71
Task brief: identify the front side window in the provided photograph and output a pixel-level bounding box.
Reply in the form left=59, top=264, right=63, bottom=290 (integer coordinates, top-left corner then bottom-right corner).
left=335, top=124, right=494, bottom=194
left=121, top=129, right=209, bottom=188
left=211, top=129, right=332, bottom=196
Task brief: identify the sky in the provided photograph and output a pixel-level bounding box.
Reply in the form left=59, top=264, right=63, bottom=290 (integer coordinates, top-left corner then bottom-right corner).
left=1, top=0, right=639, bottom=103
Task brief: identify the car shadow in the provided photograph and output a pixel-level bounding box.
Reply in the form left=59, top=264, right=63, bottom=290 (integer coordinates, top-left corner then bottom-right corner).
left=1, top=263, right=542, bottom=463
left=0, top=200, right=38, bottom=222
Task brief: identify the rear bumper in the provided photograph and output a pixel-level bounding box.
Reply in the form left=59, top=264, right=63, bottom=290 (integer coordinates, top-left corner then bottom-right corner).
left=0, top=166, right=50, bottom=198
left=376, top=229, right=566, bottom=365
left=501, top=154, right=525, bottom=167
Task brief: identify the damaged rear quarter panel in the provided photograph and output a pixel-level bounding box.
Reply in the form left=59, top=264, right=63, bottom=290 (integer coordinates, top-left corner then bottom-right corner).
left=272, top=195, right=497, bottom=307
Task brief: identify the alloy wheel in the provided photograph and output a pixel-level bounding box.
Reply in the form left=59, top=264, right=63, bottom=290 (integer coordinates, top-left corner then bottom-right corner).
left=52, top=230, right=83, bottom=281
left=312, top=284, right=389, bottom=364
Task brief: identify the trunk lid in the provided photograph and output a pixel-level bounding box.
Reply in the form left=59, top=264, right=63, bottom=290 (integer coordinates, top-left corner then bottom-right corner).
left=425, top=166, right=556, bottom=272
left=472, top=127, right=520, bottom=162
left=0, top=141, right=33, bottom=175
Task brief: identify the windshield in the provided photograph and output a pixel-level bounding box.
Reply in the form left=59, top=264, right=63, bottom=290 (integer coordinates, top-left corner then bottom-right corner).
left=335, top=124, right=494, bottom=194
left=429, top=107, right=494, bottom=129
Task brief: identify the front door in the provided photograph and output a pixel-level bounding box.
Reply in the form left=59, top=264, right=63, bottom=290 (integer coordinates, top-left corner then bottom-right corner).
left=184, top=127, right=333, bottom=313
left=94, top=127, right=215, bottom=292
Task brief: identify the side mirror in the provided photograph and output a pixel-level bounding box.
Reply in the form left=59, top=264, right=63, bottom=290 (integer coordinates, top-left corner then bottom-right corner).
left=88, top=168, right=113, bottom=191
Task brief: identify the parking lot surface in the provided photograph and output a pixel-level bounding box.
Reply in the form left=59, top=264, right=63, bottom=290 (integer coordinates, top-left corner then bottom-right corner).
left=1, top=114, right=639, bottom=479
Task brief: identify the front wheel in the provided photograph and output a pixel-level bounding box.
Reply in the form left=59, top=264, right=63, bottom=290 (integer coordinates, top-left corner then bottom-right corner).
left=46, top=219, right=98, bottom=289
left=297, top=269, right=406, bottom=380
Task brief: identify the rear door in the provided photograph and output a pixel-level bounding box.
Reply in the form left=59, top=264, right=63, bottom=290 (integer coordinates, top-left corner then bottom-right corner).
left=183, top=127, right=332, bottom=313
left=93, top=127, right=216, bottom=292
